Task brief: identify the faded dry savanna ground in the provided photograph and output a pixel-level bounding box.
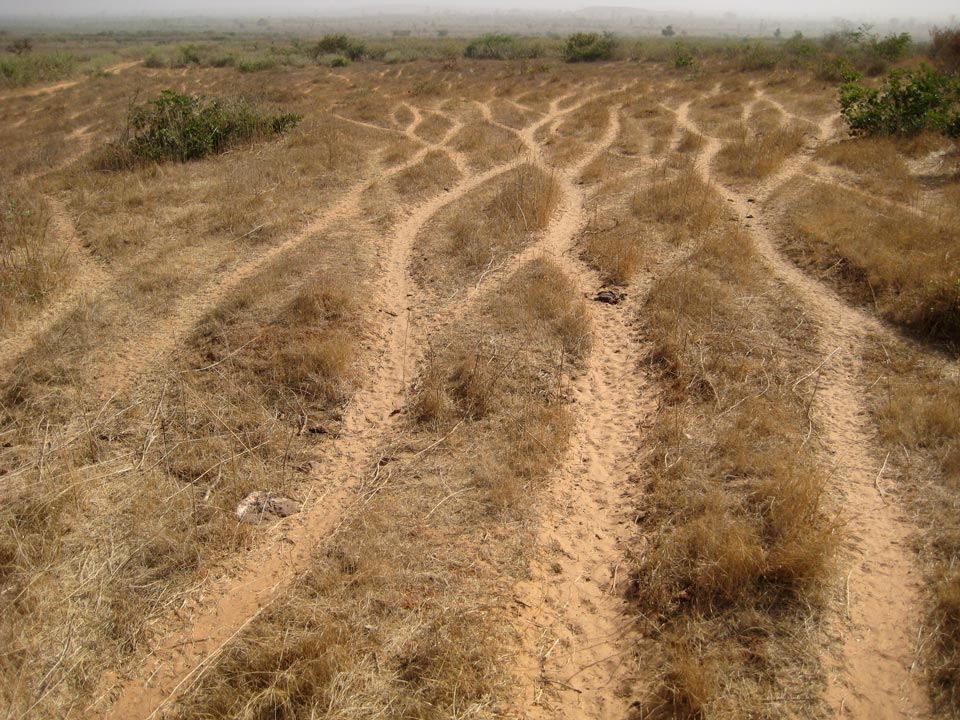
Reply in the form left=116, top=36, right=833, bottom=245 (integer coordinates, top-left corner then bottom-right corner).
left=1, top=47, right=959, bottom=720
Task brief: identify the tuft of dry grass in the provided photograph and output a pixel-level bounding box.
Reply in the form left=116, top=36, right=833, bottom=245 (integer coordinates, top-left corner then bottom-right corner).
left=631, top=164, right=723, bottom=244
left=413, top=162, right=559, bottom=297
left=630, top=226, right=836, bottom=718
left=815, top=137, right=921, bottom=203
left=452, top=120, right=521, bottom=170
left=0, top=188, right=69, bottom=330
left=715, top=117, right=809, bottom=180
left=391, top=149, right=461, bottom=202
left=776, top=179, right=960, bottom=343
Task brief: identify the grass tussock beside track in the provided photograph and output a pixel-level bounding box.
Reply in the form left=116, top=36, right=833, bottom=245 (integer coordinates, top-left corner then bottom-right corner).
left=776, top=179, right=960, bottom=343
left=0, top=188, right=69, bottom=330
left=177, top=259, right=590, bottom=718
left=629, top=216, right=835, bottom=716
left=413, top=162, right=559, bottom=295
left=863, top=340, right=960, bottom=714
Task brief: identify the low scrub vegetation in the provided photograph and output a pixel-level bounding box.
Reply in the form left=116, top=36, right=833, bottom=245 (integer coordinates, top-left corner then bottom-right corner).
left=98, top=90, right=301, bottom=168
left=562, top=32, right=614, bottom=63
left=0, top=52, right=76, bottom=88
left=0, top=189, right=67, bottom=329
left=464, top=33, right=544, bottom=60
left=839, top=64, right=960, bottom=138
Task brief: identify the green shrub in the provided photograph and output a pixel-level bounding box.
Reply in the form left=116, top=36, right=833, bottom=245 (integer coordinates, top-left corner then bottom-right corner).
left=561, top=32, right=614, bottom=63
left=737, top=41, right=778, bottom=71
left=839, top=64, right=960, bottom=137
left=312, top=34, right=365, bottom=61
left=329, top=55, right=350, bottom=68
left=236, top=57, right=276, bottom=73
left=464, top=34, right=543, bottom=60
left=674, top=44, right=694, bottom=69
left=0, top=52, right=76, bottom=88
left=103, top=90, right=301, bottom=167
left=143, top=51, right=167, bottom=69
left=178, top=45, right=201, bottom=66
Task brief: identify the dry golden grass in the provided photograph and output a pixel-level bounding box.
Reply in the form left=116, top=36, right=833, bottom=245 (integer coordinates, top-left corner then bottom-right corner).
left=0, top=225, right=367, bottom=715
left=452, top=120, right=522, bottom=170
left=540, top=96, right=615, bottom=166
left=716, top=118, right=808, bottom=180
left=5, top=49, right=950, bottom=720
left=0, top=187, right=70, bottom=330
left=631, top=225, right=836, bottom=719
left=815, top=137, right=922, bottom=203
left=688, top=88, right=754, bottom=140
left=413, top=111, right=454, bottom=143
left=776, top=179, right=960, bottom=343
left=178, top=258, right=588, bottom=718
left=413, top=162, right=559, bottom=297
left=391, top=149, right=461, bottom=202
left=631, top=164, right=724, bottom=244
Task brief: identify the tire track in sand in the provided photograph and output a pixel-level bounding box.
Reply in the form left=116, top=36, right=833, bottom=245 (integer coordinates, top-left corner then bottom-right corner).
left=99, top=95, right=600, bottom=720
left=674, top=98, right=931, bottom=720
left=491, top=102, right=654, bottom=718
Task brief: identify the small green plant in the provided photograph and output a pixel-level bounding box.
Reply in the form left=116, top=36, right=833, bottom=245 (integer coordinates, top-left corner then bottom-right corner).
left=561, top=32, right=614, bottom=63
left=839, top=64, right=960, bottom=137
left=178, top=45, right=201, bottom=66
left=674, top=44, right=694, bottom=69
left=104, top=90, right=301, bottom=167
left=312, top=34, right=365, bottom=62
left=329, top=55, right=350, bottom=68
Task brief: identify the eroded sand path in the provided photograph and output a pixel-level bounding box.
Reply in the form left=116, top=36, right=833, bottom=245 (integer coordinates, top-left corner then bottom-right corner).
left=100, top=87, right=632, bottom=720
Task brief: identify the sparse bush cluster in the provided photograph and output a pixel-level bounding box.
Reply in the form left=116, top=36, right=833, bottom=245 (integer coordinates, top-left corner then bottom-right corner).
left=0, top=52, right=75, bottom=88
left=98, top=90, right=301, bottom=168
left=464, top=33, right=544, bottom=60
left=839, top=64, right=960, bottom=137
left=561, top=32, right=614, bottom=63
left=311, top=34, right=366, bottom=62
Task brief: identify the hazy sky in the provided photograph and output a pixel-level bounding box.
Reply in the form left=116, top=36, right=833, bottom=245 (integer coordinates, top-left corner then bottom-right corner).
left=0, top=0, right=956, bottom=21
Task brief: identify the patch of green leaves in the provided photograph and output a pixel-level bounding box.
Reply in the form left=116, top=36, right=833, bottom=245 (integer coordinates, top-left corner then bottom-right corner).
left=117, top=91, right=301, bottom=165
left=839, top=64, right=960, bottom=137
left=561, top=32, right=614, bottom=63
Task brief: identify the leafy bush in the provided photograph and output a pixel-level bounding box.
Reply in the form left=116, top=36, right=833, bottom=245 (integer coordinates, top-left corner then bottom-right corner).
left=329, top=55, right=350, bottom=68
left=101, top=90, right=301, bottom=167
left=561, top=32, right=614, bottom=63
left=463, top=34, right=543, bottom=60
left=839, top=64, right=960, bottom=137
left=674, top=44, right=694, bottom=69
left=143, top=51, right=167, bottom=69
left=312, top=34, right=365, bottom=61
